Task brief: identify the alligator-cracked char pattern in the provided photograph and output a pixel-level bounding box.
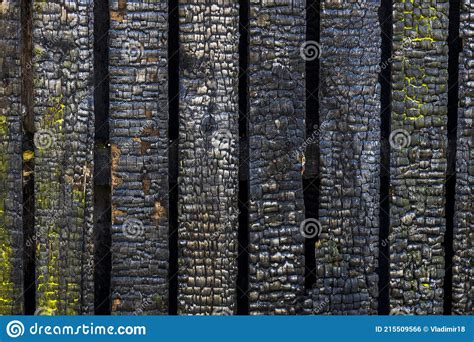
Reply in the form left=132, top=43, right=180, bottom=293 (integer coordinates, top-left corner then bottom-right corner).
left=453, top=0, right=473, bottom=315
left=109, top=0, right=169, bottom=315
left=248, top=0, right=306, bottom=315
left=390, top=0, right=449, bottom=315
left=33, top=0, right=95, bottom=314
left=311, top=0, right=381, bottom=315
left=178, top=0, right=239, bottom=315
left=0, top=0, right=23, bottom=315
left=0, top=0, right=471, bottom=316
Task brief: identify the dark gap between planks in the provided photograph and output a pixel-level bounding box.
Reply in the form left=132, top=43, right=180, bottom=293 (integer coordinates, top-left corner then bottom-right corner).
left=168, top=0, right=180, bottom=315
left=378, top=0, right=392, bottom=315
left=93, top=0, right=111, bottom=315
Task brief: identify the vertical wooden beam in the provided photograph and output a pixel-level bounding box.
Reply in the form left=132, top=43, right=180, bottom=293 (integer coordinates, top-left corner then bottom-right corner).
left=33, top=1, right=94, bottom=314
left=0, top=0, right=23, bottom=315
left=390, top=0, right=449, bottom=314
left=453, top=0, right=473, bottom=315
left=109, top=0, right=169, bottom=314
left=312, top=0, right=381, bottom=314
left=178, top=0, right=239, bottom=315
left=248, top=0, right=306, bottom=314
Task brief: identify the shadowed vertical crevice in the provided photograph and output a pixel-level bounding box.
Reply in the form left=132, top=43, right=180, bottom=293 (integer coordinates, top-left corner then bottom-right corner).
left=236, top=0, right=249, bottom=315
left=93, top=0, right=111, bottom=315
left=168, top=0, right=179, bottom=315
left=303, top=178, right=318, bottom=290
left=21, top=0, right=35, bottom=315
left=303, top=0, right=320, bottom=291
left=444, top=0, right=460, bottom=316
left=237, top=181, right=249, bottom=314
left=378, top=0, right=392, bottom=315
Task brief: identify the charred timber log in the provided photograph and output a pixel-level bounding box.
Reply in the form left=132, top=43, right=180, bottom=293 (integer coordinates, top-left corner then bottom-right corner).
left=178, top=0, right=239, bottom=315
left=453, top=0, right=473, bottom=315
left=0, top=0, right=23, bottom=315
left=390, top=0, right=449, bottom=314
left=33, top=0, right=95, bottom=314
left=109, top=0, right=169, bottom=315
left=248, top=0, right=306, bottom=315
left=312, top=0, right=381, bottom=315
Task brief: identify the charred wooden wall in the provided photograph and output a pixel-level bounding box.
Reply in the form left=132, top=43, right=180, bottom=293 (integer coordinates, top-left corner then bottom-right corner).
left=0, top=0, right=471, bottom=315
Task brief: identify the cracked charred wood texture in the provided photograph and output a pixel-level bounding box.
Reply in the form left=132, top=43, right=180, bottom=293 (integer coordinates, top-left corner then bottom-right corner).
left=109, top=0, right=169, bottom=314
left=390, top=0, right=448, bottom=314
left=178, top=0, right=239, bottom=315
left=453, top=0, right=473, bottom=315
left=0, top=0, right=23, bottom=314
left=33, top=1, right=94, bottom=314
left=311, top=0, right=380, bottom=315
left=248, top=0, right=306, bottom=315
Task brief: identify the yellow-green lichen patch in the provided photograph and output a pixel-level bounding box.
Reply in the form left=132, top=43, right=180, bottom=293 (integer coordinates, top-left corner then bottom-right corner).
left=0, top=114, right=14, bottom=313
left=399, top=1, right=442, bottom=121
left=35, top=95, right=66, bottom=314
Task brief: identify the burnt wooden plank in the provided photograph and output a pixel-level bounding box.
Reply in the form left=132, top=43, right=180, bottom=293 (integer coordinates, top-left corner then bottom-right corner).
left=178, top=0, right=239, bottom=315
left=0, top=0, right=23, bottom=314
left=33, top=1, right=94, bottom=314
left=453, top=0, right=473, bottom=314
left=109, top=0, right=169, bottom=314
left=247, top=0, right=306, bottom=314
left=312, top=0, right=381, bottom=314
left=390, top=0, right=449, bottom=314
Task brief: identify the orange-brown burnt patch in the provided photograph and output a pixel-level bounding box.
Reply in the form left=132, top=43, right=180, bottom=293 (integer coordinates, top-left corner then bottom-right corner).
left=142, top=178, right=151, bottom=194
left=152, top=201, right=166, bottom=222
left=140, top=140, right=151, bottom=155
left=111, top=297, right=122, bottom=312
left=143, top=126, right=160, bottom=137
left=110, top=144, right=123, bottom=188
left=111, top=0, right=127, bottom=22
left=111, top=204, right=126, bottom=225
left=118, top=0, right=127, bottom=12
